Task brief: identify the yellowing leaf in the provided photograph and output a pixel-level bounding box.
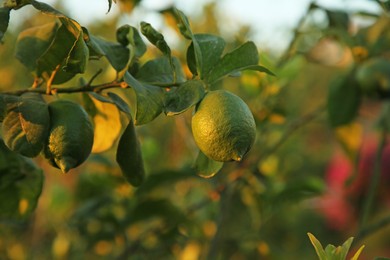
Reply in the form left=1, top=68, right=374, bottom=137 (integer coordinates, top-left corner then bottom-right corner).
left=335, top=122, right=362, bottom=159
left=18, top=199, right=29, bottom=215
left=91, top=97, right=122, bottom=153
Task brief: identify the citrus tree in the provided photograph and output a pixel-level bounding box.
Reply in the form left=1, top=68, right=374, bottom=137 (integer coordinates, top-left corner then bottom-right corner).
left=1, top=0, right=390, bottom=259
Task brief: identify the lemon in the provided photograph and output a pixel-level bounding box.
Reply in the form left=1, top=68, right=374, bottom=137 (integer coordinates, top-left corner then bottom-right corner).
left=191, top=90, right=256, bottom=162
left=44, top=100, right=94, bottom=173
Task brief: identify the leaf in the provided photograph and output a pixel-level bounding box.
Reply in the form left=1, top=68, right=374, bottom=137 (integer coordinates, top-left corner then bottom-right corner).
left=1, top=94, right=50, bottom=157
left=0, top=94, right=20, bottom=122
left=164, top=80, right=205, bottom=116
left=136, top=57, right=186, bottom=84
left=36, top=22, right=80, bottom=82
left=31, top=0, right=65, bottom=17
left=351, top=245, right=365, bottom=260
left=88, top=92, right=113, bottom=104
left=324, top=244, right=337, bottom=258
left=89, top=34, right=130, bottom=72
left=327, top=69, right=361, bottom=127
left=140, top=21, right=171, bottom=56
left=107, top=0, right=113, bottom=13
left=173, top=8, right=202, bottom=76
left=325, top=9, right=350, bottom=31
left=308, top=233, right=327, bottom=260
left=208, top=41, right=271, bottom=84
left=84, top=94, right=122, bottom=154
left=194, top=150, right=224, bottom=178
left=116, top=24, right=146, bottom=57
left=15, top=22, right=59, bottom=71
left=338, top=237, right=354, bottom=260
left=186, top=34, right=226, bottom=79
left=107, top=92, right=131, bottom=114
left=124, top=72, right=164, bottom=125
left=0, top=7, right=11, bottom=42
left=63, top=30, right=89, bottom=74
left=116, top=119, right=145, bottom=187
left=0, top=140, right=44, bottom=222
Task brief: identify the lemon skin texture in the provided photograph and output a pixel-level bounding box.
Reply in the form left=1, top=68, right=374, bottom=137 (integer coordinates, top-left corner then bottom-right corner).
left=192, top=90, right=256, bottom=162
left=44, top=100, right=94, bottom=173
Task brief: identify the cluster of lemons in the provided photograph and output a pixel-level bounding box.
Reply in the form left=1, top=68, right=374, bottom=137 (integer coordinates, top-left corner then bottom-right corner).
left=1, top=95, right=93, bottom=173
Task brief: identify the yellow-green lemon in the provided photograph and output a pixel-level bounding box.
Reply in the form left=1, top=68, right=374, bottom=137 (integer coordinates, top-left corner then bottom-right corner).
left=191, top=90, right=256, bottom=162
left=44, top=100, right=94, bottom=173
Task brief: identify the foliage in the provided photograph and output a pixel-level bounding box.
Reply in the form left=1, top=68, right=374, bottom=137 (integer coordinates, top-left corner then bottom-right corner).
left=1, top=0, right=390, bottom=259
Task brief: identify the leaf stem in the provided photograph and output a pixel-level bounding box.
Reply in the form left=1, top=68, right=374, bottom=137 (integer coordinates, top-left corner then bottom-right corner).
left=358, top=126, right=388, bottom=229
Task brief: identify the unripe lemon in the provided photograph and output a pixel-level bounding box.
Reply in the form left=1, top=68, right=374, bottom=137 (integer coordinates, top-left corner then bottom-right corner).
left=191, top=90, right=256, bottom=162
left=44, top=100, right=94, bottom=173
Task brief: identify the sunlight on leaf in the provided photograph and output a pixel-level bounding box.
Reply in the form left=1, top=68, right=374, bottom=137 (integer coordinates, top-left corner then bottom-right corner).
left=85, top=94, right=122, bottom=154
left=308, top=233, right=327, bottom=260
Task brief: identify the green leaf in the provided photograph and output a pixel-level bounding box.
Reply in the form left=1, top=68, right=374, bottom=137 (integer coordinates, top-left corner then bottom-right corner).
left=89, top=35, right=130, bottom=72
left=107, top=0, right=115, bottom=13
left=116, top=24, right=146, bottom=57
left=327, top=70, right=361, bottom=127
left=0, top=7, right=11, bottom=42
left=107, top=92, right=131, bottom=114
left=194, top=150, right=224, bottom=178
left=0, top=139, right=44, bottom=222
left=164, top=80, right=205, bottom=116
left=63, top=30, right=89, bottom=74
left=116, top=118, right=145, bottom=187
left=339, top=237, right=354, bottom=260
left=1, top=94, right=50, bottom=158
left=325, top=9, right=350, bottom=31
left=88, top=92, right=113, bottom=104
left=308, top=233, right=327, bottom=260
left=124, top=72, right=163, bottom=125
left=186, top=34, right=226, bottom=79
left=173, top=8, right=202, bottom=76
left=15, top=22, right=59, bottom=71
left=36, top=23, right=79, bottom=81
left=207, top=41, right=271, bottom=84
left=173, top=8, right=193, bottom=40
left=0, top=94, right=20, bottom=122
left=140, top=21, right=170, bottom=56
left=324, top=244, right=337, bottom=258
left=136, top=57, right=186, bottom=84
left=30, top=0, right=66, bottom=18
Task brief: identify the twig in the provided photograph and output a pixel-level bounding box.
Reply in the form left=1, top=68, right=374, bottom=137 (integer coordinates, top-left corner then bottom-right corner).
left=260, top=104, right=326, bottom=161
left=359, top=126, right=388, bottom=229
left=1, top=80, right=184, bottom=96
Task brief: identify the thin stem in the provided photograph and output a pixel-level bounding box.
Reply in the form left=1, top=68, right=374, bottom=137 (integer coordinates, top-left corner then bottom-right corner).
left=359, top=127, right=388, bottom=229
left=356, top=214, right=390, bottom=244
left=1, top=80, right=184, bottom=96
left=261, top=104, right=326, bottom=161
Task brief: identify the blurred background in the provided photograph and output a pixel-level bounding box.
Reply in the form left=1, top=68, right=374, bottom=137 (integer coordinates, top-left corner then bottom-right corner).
left=2, top=0, right=390, bottom=259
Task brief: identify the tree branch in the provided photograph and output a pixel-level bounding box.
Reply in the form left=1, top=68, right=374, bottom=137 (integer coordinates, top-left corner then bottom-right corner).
left=1, top=80, right=184, bottom=96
